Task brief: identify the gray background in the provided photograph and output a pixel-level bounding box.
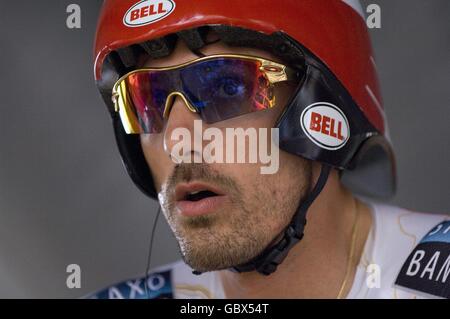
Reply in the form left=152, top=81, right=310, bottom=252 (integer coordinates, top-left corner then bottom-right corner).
left=0, top=0, right=448, bottom=298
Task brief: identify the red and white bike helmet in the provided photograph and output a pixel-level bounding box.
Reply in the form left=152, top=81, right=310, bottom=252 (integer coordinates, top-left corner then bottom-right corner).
left=94, top=0, right=396, bottom=275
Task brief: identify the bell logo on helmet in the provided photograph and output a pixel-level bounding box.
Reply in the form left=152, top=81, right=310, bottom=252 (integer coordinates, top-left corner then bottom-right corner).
left=300, top=102, right=350, bottom=150
left=123, top=0, right=176, bottom=27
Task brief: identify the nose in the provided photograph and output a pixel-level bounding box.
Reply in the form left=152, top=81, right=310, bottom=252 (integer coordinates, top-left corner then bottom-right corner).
left=163, top=93, right=202, bottom=163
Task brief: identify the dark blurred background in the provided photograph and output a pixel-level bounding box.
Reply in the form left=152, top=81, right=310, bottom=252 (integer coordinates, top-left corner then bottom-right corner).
left=0, top=0, right=448, bottom=298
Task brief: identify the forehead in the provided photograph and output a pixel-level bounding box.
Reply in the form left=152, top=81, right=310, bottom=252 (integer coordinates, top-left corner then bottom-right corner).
left=142, top=37, right=283, bottom=68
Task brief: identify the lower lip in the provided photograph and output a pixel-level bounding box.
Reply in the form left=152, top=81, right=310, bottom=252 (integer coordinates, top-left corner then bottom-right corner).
left=176, top=196, right=227, bottom=217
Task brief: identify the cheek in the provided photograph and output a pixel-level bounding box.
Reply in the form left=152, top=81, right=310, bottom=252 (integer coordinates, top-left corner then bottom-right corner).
left=226, top=151, right=307, bottom=204
left=257, top=151, right=309, bottom=205
left=140, top=134, right=170, bottom=191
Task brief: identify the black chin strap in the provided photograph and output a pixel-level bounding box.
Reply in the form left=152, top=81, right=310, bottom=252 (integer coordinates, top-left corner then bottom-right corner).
left=192, top=164, right=331, bottom=276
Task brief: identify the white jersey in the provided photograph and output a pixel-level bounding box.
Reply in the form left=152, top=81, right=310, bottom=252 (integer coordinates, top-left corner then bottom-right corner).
left=90, top=202, right=449, bottom=299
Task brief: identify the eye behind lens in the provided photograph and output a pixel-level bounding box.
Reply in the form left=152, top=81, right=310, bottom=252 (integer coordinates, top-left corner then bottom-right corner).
left=217, top=77, right=245, bottom=97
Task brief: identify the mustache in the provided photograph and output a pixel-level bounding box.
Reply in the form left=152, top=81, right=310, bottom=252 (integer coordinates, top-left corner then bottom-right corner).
left=160, top=163, right=242, bottom=205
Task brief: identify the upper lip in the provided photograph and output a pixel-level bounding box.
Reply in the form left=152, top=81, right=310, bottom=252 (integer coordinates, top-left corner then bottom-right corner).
left=175, top=182, right=225, bottom=201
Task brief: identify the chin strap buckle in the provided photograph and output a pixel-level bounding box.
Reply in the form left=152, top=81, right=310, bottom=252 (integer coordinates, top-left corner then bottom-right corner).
left=254, top=224, right=304, bottom=276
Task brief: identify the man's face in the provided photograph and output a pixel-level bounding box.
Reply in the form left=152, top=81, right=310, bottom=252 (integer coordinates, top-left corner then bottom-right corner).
left=140, top=38, right=311, bottom=272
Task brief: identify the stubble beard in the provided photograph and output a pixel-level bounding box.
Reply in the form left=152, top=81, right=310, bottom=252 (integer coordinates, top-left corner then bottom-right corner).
left=159, top=162, right=311, bottom=272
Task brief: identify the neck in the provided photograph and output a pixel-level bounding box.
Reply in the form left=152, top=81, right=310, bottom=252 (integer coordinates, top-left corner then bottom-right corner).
left=218, top=170, right=373, bottom=298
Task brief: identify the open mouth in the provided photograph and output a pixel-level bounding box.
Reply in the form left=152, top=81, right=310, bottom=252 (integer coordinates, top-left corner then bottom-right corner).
left=184, top=190, right=219, bottom=202
left=175, top=183, right=226, bottom=217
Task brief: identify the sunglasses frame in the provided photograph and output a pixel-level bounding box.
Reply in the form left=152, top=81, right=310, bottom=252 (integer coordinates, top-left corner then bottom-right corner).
left=111, top=54, right=299, bottom=133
